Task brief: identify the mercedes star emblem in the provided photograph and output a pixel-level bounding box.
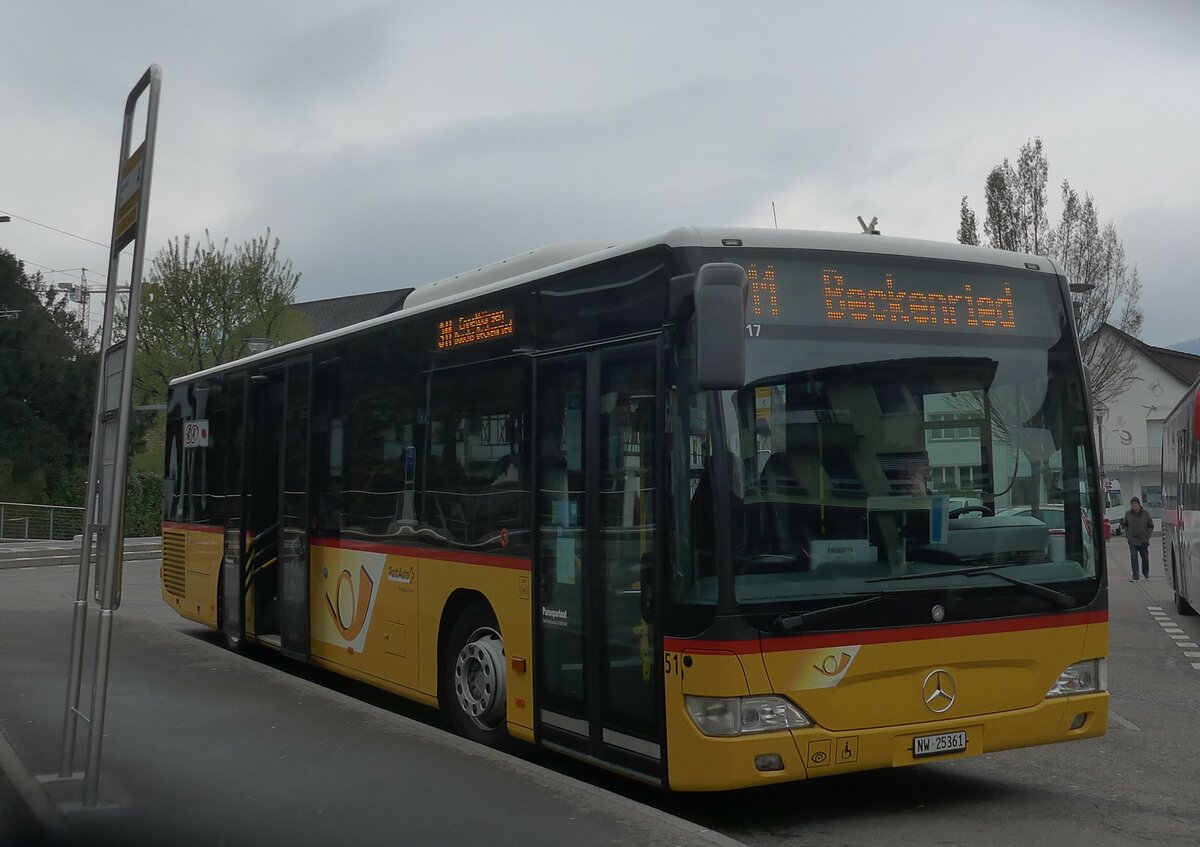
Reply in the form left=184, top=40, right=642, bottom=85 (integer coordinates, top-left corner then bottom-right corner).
left=922, top=668, right=957, bottom=714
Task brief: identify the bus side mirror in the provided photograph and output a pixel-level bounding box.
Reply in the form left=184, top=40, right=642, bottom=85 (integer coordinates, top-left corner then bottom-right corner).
left=695, top=263, right=748, bottom=390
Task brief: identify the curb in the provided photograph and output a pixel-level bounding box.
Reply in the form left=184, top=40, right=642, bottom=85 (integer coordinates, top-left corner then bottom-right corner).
left=0, top=725, right=72, bottom=845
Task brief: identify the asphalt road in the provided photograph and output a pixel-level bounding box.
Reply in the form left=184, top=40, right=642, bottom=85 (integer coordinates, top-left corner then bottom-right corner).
left=4, top=538, right=1198, bottom=846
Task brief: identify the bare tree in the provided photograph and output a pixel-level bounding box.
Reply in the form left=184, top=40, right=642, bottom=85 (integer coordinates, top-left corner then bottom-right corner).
left=957, top=140, right=1142, bottom=405
left=982, top=162, right=1020, bottom=252
left=1050, top=182, right=1142, bottom=405
left=1014, top=138, right=1050, bottom=255
left=956, top=196, right=979, bottom=245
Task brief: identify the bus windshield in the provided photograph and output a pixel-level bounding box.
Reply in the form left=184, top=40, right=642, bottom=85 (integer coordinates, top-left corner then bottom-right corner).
left=682, top=251, right=1101, bottom=612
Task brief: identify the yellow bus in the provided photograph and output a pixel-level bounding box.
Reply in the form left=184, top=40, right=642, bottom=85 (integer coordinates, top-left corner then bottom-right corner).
left=161, top=228, right=1108, bottom=790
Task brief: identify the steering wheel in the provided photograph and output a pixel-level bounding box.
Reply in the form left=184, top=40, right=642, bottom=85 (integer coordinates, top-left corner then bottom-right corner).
left=950, top=505, right=994, bottom=518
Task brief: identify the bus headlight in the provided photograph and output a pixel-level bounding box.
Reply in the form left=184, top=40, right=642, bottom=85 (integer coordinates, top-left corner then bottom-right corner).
left=685, top=695, right=813, bottom=736
left=1046, top=659, right=1108, bottom=698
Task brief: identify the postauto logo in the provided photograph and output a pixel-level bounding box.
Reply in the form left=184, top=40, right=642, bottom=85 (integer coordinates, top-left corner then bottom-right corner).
left=322, top=552, right=386, bottom=653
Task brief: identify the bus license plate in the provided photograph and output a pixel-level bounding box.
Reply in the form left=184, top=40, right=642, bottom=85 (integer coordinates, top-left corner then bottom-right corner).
left=913, top=730, right=967, bottom=758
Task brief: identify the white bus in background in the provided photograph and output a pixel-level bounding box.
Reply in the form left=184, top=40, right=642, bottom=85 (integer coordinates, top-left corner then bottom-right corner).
left=1103, top=478, right=1124, bottom=534
left=1163, top=381, right=1200, bottom=616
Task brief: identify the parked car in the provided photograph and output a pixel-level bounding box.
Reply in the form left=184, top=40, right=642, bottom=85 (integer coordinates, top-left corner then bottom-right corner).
left=994, top=504, right=1096, bottom=564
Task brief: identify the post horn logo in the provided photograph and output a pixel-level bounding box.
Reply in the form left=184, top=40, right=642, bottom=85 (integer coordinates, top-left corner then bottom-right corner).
left=325, top=565, right=374, bottom=640
left=814, top=652, right=853, bottom=677
left=921, top=668, right=957, bottom=714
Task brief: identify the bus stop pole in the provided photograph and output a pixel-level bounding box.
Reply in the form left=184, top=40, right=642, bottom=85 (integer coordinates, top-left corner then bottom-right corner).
left=57, top=370, right=106, bottom=778
left=80, top=65, right=161, bottom=807
left=56, top=78, right=140, bottom=781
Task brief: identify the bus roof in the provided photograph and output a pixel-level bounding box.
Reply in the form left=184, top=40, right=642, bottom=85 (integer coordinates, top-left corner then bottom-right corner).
left=169, top=227, right=1063, bottom=386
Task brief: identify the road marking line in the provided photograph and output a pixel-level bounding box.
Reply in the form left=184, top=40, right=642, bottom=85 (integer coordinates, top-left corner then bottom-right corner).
left=1148, top=606, right=1164, bottom=611
left=19, top=566, right=36, bottom=570
left=1166, top=628, right=1185, bottom=634
left=1151, top=613, right=1171, bottom=619
left=1171, top=635, right=1190, bottom=640
left=1185, top=652, right=1200, bottom=658
left=1192, top=663, right=1200, bottom=670
left=1158, top=620, right=1178, bottom=626
left=1179, top=642, right=1199, bottom=648
left=1110, top=712, right=1140, bottom=731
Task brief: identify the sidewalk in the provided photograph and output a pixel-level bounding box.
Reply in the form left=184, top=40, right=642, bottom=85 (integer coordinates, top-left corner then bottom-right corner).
left=0, top=593, right=738, bottom=846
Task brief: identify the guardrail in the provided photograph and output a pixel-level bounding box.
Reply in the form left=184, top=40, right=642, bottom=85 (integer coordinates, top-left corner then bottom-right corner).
left=0, top=501, right=86, bottom=541
left=1103, top=447, right=1160, bottom=468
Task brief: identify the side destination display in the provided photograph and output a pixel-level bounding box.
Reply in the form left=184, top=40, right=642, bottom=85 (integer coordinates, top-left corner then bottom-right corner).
left=436, top=307, right=515, bottom=350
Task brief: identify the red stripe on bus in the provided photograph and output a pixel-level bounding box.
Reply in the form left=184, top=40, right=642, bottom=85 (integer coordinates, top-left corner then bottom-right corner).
left=311, top=537, right=531, bottom=571
left=664, top=609, right=1109, bottom=655
left=162, top=521, right=224, bottom=534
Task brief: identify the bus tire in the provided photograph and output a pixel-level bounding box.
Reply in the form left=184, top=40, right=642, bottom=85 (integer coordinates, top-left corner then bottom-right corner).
left=443, top=603, right=512, bottom=749
left=1175, top=575, right=1197, bottom=618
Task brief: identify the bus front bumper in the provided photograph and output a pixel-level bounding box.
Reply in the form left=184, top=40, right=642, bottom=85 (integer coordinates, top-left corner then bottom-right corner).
left=667, top=691, right=1108, bottom=792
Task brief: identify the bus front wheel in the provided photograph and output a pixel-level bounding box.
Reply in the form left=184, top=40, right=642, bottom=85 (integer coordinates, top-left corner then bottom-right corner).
left=443, top=603, right=511, bottom=749
left=1174, top=570, right=1197, bottom=617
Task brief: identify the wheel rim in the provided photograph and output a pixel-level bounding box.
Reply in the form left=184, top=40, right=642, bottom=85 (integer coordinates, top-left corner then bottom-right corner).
left=454, top=626, right=506, bottom=730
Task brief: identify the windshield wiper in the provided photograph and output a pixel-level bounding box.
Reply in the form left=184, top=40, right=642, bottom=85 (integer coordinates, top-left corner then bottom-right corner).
left=866, top=566, right=1074, bottom=608
left=773, top=594, right=885, bottom=632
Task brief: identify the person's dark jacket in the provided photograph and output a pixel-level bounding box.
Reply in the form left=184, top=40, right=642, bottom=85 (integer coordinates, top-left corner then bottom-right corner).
left=1121, top=509, right=1154, bottom=546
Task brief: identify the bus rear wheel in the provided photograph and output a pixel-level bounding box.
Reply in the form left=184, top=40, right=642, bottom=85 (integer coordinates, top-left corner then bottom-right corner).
left=443, top=604, right=511, bottom=749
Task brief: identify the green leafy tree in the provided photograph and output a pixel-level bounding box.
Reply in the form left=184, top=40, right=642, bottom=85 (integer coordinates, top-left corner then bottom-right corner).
left=131, top=229, right=309, bottom=405
left=0, top=249, right=96, bottom=505
left=957, top=138, right=1142, bottom=405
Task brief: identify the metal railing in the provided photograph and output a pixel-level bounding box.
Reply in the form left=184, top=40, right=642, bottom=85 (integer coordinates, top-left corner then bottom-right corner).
left=0, top=501, right=86, bottom=541
left=1102, top=447, right=1160, bottom=469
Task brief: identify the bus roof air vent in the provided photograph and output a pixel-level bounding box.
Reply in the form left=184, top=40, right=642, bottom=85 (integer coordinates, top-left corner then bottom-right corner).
left=404, top=241, right=618, bottom=310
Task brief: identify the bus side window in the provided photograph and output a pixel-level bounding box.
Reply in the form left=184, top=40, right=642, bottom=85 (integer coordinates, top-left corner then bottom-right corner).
left=423, top=362, right=529, bottom=554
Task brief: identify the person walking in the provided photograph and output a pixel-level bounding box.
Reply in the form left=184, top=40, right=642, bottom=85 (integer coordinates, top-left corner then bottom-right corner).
left=1121, top=496, right=1154, bottom=581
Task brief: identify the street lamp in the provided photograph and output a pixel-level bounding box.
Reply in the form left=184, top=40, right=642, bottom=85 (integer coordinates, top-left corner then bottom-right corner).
left=0, top=215, right=11, bottom=223
left=245, top=337, right=272, bottom=355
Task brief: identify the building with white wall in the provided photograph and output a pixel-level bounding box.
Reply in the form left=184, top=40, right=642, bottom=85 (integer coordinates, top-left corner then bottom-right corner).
left=1089, top=325, right=1200, bottom=513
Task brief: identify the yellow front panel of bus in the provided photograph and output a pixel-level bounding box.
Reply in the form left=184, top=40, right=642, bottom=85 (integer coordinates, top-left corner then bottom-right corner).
left=665, top=614, right=1108, bottom=791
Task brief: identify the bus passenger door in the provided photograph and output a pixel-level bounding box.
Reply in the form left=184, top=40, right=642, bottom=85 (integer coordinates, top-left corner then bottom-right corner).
left=535, top=343, right=662, bottom=779
left=279, top=358, right=312, bottom=660
left=243, top=358, right=312, bottom=659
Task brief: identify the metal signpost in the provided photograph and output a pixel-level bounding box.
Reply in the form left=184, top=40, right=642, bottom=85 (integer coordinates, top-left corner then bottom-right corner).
left=52, top=65, right=161, bottom=809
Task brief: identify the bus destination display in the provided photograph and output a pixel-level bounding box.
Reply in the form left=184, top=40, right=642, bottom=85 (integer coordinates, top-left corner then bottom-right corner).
left=740, top=259, right=1051, bottom=336
left=436, top=307, right=515, bottom=350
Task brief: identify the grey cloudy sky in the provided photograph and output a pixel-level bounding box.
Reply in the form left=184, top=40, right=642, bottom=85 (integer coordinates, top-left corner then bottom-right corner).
left=3, top=0, right=1198, bottom=345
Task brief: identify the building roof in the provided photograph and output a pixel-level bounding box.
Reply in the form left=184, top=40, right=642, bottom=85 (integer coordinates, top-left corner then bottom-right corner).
left=1096, top=323, right=1200, bottom=386
left=291, top=288, right=413, bottom=336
